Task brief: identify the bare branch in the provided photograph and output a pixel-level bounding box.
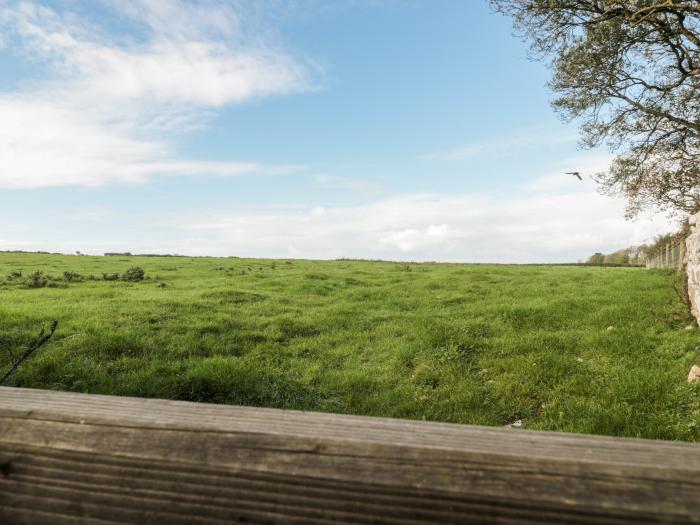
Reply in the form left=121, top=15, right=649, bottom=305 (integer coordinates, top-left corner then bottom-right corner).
left=0, top=321, right=58, bottom=385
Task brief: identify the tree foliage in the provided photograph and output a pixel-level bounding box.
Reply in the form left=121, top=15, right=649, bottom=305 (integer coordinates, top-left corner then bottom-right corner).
left=492, top=0, right=700, bottom=217
left=586, top=247, right=642, bottom=265
left=585, top=218, right=690, bottom=265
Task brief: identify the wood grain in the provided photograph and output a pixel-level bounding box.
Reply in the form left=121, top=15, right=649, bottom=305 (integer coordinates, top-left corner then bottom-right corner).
left=0, top=387, right=698, bottom=524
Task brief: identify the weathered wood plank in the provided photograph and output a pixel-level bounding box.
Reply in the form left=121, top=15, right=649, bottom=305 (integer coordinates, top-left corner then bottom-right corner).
left=0, top=387, right=698, bottom=524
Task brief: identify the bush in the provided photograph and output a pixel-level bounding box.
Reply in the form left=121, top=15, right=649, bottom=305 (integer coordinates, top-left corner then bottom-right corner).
left=102, top=273, right=120, bottom=281
left=63, top=271, right=83, bottom=282
left=122, top=266, right=145, bottom=282
left=25, top=271, right=47, bottom=288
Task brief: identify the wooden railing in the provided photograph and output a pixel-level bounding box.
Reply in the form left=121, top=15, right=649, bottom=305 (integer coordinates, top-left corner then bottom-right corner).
left=0, top=387, right=699, bottom=524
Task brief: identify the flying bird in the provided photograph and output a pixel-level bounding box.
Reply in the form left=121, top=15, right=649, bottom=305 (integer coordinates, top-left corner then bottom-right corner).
left=565, top=171, right=583, bottom=181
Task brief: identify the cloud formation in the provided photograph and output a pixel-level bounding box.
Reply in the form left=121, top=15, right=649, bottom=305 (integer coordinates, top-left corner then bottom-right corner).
left=0, top=0, right=316, bottom=188
left=29, top=180, right=665, bottom=263
left=421, top=127, right=580, bottom=162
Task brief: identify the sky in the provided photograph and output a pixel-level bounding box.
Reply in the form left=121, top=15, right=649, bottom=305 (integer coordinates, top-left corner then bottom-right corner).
left=0, top=0, right=675, bottom=262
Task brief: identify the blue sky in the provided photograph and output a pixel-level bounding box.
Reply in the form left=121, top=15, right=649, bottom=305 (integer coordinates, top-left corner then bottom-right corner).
left=0, top=0, right=672, bottom=262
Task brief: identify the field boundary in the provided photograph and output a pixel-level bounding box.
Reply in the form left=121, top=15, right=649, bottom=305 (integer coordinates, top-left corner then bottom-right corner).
left=1, top=387, right=699, bottom=524
left=646, top=238, right=685, bottom=270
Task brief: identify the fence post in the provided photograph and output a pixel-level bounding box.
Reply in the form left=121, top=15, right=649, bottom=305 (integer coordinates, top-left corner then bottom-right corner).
left=680, top=239, right=687, bottom=271
left=675, top=241, right=680, bottom=270
left=671, top=241, right=675, bottom=268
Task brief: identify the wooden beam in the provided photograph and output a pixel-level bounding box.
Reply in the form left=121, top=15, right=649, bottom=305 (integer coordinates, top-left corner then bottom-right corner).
left=0, top=387, right=698, bottom=524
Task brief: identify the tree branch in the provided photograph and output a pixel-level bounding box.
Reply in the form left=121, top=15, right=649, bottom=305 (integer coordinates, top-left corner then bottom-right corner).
left=0, top=321, right=58, bottom=385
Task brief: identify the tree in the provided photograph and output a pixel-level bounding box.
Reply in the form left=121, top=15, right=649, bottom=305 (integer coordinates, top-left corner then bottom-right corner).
left=587, top=252, right=605, bottom=265
left=491, top=0, right=700, bottom=217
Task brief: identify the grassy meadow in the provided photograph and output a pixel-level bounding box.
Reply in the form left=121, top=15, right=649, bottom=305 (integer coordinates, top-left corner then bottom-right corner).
left=0, top=252, right=698, bottom=441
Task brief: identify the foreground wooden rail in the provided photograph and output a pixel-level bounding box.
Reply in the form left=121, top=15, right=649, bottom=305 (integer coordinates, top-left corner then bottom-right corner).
left=0, top=388, right=698, bottom=524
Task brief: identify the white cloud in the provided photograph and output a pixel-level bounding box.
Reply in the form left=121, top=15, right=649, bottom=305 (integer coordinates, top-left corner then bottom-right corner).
left=0, top=0, right=317, bottom=188
left=525, top=154, right=615, bottom=192
left=379, top=224, right=451, bottom=252
left=0, top=171, right=675, bottom=261
left=105, top=0, right=242, bottom=40
left=314, top=174, right=385, bottom=196
left=112, top=186, right=672, bottom=263
left=0, top=95, right=302, bottom=188
left=4, top=1, right=313, bottom=106
left=421, top=127, right=580, bottom=162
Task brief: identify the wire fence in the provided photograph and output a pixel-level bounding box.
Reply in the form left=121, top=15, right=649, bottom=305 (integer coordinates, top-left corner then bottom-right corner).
left=645, top=240, right=685, bottom=270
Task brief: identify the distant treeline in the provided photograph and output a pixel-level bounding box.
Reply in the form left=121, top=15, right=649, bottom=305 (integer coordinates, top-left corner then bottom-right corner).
left=586, top=247, right=647, bottom=266
left=0, top=250, right=65, bottom=256
left=104, top=252, right=188, bottom=257
left=0, top=250, right=193, bottom=258
left=586, top=221, right=690, bottom=266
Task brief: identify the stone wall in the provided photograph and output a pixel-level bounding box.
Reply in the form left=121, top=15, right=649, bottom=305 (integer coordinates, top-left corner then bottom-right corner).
left=685, top=213, right=700, bottom=322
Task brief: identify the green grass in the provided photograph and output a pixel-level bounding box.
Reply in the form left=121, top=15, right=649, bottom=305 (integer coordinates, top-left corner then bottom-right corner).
left=0, top=252, right=698, bottom=441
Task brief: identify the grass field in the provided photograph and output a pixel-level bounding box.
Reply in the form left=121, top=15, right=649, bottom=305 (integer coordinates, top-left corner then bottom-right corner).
left=0, top=252, right=698, bottom=441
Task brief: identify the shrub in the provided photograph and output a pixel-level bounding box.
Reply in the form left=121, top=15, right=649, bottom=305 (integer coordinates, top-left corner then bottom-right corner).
left=102, top=273, right=120, bottom=281
left=25, top=271, right=47, bottom=288
left=63, top=271, right=83, bottom=282
left=122, top=266, right=145, bottom=282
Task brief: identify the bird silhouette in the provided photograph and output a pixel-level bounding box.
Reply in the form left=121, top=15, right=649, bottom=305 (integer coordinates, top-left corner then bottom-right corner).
left=565, top=171, right=583, bottom=181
